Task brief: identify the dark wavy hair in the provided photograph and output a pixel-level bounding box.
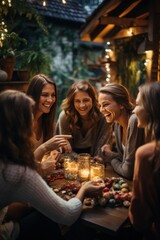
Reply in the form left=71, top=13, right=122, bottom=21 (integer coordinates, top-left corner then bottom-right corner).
left=139, top=81, right=160, bottom=141
left=27, top=74, right=57, bottom=142
left=61, top=80, right=101, bottom=130
left=99, top=82, right=134, bottom=115
left=0, top=90, right=36, bottom=170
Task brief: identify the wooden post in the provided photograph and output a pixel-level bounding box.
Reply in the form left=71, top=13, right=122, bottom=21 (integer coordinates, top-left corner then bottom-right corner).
left=149, top=0, right=160, bottom=81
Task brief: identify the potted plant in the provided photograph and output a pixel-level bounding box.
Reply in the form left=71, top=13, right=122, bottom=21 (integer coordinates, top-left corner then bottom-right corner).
left=0, top=32, right=27, bottom=81
left=15, top=48, right=51, bottom=79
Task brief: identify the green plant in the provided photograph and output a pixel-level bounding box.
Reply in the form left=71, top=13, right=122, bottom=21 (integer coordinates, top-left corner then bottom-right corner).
left=16, top=48, right=51, bottom=77
left=0, top=32, right=27, bottom=67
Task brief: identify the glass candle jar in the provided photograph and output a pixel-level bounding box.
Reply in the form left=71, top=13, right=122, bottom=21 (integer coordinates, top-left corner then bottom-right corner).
left=90, top=163, right=105, bottom=181
left=63, top=154, right=78, bottom=180
left=78, top=153, right=90, bottom=181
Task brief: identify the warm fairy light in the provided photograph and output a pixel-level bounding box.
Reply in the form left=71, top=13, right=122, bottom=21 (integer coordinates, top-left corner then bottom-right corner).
left=106, top=77, right=110, bottom=82
left=42, top=1, right=46, bottom=6
left=127, top=28, right=133, bottom=36
left=105, top=65, right=110, bottom=71
left=62, top=0, right=67, bottom=4
left=105, top=54, right=110, bottom=59
left=104, top=43, right=112, bottom=82
left=8, top=0, right=12, bottom=6
left=144, top=59, right=150, bottom=66
left=105, top=48, right=111, bottom=53
left=2, top=0, right=12, bottom=6
left=0, top=19, right=8, bottom=43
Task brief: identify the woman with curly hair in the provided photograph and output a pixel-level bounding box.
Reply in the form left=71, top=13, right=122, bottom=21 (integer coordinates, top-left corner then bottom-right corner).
left=56, top=80, right=112, bottom=157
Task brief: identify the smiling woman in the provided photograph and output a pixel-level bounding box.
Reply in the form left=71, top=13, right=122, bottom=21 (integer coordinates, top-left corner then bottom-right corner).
left=27, top=74, right=57, bottom=147
left=56, top=80, right=112, bottom=157
left=98, top=83, right=145, bottom=180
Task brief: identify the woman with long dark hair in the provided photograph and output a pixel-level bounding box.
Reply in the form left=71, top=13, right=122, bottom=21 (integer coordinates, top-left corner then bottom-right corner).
left=129, top=81, right=160, bottom=240
left=0, top=90, right=104, bottom=240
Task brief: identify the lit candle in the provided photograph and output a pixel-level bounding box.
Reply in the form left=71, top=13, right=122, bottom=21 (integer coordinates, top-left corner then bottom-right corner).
left=90, top=163, right=105, bottom=181
left=79, top=169, right=90, bottom=181
left=63, top=155, right=78, bottom=180
left=78, top=153, right=90, bottom=181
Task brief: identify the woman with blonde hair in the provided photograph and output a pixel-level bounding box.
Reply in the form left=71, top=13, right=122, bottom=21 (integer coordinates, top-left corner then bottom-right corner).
left=56, top=80, right=112, bottom=157
left=98, top=83, right=144, bottom=180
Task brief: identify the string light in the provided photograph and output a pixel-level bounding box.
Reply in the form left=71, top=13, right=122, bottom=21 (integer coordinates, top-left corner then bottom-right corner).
left=0, top=20, right=8, bottom=44
left=62, top=0, right=67, bottom=4
left=8, top=0, right=12, bottom=7
left=1, top=0, right=12, bottom=6
left=105, top=42, right=112, bottom=83
left=127, top=28, right=133, bottom=36
left=42, top=1, right=46, bottom=6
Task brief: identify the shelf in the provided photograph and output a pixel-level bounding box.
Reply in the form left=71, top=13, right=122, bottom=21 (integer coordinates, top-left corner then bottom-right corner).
left=0, top=81, right=29, bottom=92
left=0, top=81, right=28, bottom=84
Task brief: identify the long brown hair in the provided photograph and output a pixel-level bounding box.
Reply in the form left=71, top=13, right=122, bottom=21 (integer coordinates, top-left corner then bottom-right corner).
left=99, top=83, right=134, bottom=115
left=61, top=80, right=101, bottom=130
left=139, top=82, right=160, bottom=142
left=0, top=90, right=36, bottom=170
left=27, top=74, right=57, bottom=141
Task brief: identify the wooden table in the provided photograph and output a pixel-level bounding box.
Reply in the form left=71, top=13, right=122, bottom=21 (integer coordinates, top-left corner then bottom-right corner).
left=50, top=165, right=132, bottom=236
left=80, top=165, right=132, bottom=236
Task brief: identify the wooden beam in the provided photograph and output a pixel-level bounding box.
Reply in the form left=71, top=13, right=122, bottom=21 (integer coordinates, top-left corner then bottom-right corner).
left=118, top=0, right=142, bottom=17
left=103, top=27, right=148, bottom=40
left=150, top=0, right=160, bottom=81
left=90, top=24, right=115, bottom=41
left=100, top=16, right=148, bottom=28
left=80, top=0, right=121, bottom=38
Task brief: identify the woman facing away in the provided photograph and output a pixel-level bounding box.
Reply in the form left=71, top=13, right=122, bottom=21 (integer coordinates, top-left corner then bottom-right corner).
left=0, top=90, right=105, bottom=240
left=98, top=83, right=144, bottom=180
left=56, top=80, right=112, bottom=157
left=129, top=81, right=160, bottom=240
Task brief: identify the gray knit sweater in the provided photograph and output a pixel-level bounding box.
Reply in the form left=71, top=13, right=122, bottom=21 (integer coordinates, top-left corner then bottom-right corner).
left=0, top=163, right=82, bottom=226
left=110, top=114, right=144, bottom=180
left=56, top=111, right=112, bottom=157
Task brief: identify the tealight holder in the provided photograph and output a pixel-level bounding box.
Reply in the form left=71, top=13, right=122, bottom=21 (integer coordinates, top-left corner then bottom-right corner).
left=63, top=154, right=78, bottom=180
left=78, top=153, right=90, bottom=181
left=90, top=163, right=105, bottom=181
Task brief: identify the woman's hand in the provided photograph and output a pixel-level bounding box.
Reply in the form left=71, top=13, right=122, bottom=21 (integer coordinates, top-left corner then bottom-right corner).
left=43, top=135, right=72, bottom=152
left=76, top=181, right=105, bottom=202
left=34, top=135, right=72, bottom=162
left=59, top=140, right=72, bottom=153
left=101, top=144, right=113, bottom=158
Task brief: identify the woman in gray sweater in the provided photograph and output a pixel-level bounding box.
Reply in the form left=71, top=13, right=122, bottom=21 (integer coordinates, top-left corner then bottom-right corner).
left=98, top=83, right=144, bottom=180
left=56, top=80, right=112, bottom=157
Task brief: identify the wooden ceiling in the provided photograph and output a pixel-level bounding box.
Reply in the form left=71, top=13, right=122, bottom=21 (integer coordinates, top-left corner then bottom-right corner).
left=80, top=0, right=151, bottom=42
